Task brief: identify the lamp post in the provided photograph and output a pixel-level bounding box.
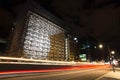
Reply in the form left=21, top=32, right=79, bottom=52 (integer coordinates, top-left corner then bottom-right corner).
left=98, top=44, right=115, bottom=72
left=111, top=50, right=115, bottom=72
left=107, top=47, right=111, bottom=64
left=106, top=46, right=115, bottom=72
left=98, top=44, right=103, bottom=60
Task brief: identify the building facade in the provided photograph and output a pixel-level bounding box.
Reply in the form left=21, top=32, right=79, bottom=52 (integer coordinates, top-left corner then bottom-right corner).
left=8, top=1, right=71, bottom=61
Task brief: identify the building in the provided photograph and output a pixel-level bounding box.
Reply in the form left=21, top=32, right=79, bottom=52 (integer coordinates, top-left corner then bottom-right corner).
left=0, top=1, right=79, bottom=62
left=7, top=1, right=70, bottom=61
left=69, top=37, right=78, bottom=61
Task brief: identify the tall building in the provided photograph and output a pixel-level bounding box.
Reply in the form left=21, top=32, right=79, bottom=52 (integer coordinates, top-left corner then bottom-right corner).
left=0, top=1, right=80, bottom=62
left=8, top=1, right=68, bottom=61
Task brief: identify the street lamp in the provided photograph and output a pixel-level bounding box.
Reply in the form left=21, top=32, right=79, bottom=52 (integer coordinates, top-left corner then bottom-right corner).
left=111, top=51, right=115, bottom=55
left=74, top=37, right=77, bottom=41
left=99, top=44, right=103, bottom=49
left=98, top=44, right=116, bottom=72
left=110, top=50, right=116, bottom=72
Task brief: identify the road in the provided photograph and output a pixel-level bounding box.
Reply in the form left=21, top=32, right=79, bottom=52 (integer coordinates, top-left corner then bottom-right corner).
left=1, top=68, right=110, bottom=80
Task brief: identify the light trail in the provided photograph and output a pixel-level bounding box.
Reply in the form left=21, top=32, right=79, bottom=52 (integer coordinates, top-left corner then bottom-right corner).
left=0, top=64, right=110, bottom=75
left=0, top=56, right=76, bottom=65
left=0, top=56, right=107, bottom=65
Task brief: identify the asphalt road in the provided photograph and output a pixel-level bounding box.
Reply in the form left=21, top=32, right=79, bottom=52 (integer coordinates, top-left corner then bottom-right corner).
left=1, top=68, right=110, bottom=80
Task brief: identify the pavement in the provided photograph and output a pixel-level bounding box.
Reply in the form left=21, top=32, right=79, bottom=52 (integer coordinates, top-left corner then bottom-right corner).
left=96, top=68, right=120, bottom=80
left=0, top=66, right=120, bottom=80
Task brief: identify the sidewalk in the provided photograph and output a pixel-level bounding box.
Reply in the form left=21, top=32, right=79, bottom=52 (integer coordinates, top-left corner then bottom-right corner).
left=96, top=68, right=120, bottom=80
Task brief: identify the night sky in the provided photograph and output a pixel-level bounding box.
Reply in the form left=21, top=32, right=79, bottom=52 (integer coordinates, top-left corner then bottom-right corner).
left=0, top=0, right=120, bottom=53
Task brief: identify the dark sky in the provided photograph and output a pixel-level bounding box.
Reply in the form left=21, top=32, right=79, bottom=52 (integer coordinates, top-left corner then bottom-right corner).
left=0, top=0, right=120, bottom=52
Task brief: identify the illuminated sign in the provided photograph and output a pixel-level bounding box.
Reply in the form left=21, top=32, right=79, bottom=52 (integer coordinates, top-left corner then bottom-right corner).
left=79, top=54, right=86, bottom=61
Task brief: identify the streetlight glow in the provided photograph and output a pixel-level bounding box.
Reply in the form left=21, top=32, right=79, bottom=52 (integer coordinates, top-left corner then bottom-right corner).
left=111, top=51, right=115, bottom=54
left=74, top=37, right=77, bottom=41
left=99, top=44, right=103, bottom=48
left=94, top=46, right=96, bottom=48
